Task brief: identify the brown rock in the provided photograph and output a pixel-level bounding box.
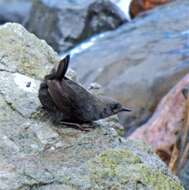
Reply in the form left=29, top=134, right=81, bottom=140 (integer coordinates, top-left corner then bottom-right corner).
left=130, top=0, right=170, bottom=18
left=128, top=73, right=189, bottom=164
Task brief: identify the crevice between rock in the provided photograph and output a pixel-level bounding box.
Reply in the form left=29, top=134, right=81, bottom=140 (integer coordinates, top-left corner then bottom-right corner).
left=18, top=171, right=63, bottom=190
left=0, top=92, right=25, bottom=118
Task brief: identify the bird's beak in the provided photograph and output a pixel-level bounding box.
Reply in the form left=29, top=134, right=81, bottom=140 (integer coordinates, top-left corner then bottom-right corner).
left=120, top=107, right=131, bottom=112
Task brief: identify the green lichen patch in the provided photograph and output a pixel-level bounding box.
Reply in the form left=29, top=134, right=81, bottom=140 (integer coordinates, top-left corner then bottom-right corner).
left=87, top=148, right=184, bottom=190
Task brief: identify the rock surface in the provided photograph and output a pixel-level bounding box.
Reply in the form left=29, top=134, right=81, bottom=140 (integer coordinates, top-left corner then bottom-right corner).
left=0, top=23, right=184, bottom=190
left=71, top=0, right=189, bottom=133
left=25, top=0, right=126, bottom=53
left=179, top=159, right=189, bottom=190
left=0, top=0, right=31, bottom=25
left=0, top=23, right=58, bottom=79
left=128, top=73, right=189, bottom=163
left=127, top=74, right=189, bottom=189
left=130, top=0, right=170, bottom=18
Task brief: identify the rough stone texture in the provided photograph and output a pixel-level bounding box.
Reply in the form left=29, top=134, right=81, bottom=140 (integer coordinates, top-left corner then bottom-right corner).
left=71, top=0, right=189, bottom=134
left=25, top=0, right=126, bottom=53
left=0, top=23, right=184, bottom=190
left=0, top=23, right=58, bottom=79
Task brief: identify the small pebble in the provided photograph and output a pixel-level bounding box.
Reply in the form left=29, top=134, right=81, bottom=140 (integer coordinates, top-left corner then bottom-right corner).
left=26, top=81, right=31, bottom=88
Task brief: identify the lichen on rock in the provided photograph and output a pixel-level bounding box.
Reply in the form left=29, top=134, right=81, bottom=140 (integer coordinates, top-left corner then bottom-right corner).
left=87, top=147, right=184, bottom=190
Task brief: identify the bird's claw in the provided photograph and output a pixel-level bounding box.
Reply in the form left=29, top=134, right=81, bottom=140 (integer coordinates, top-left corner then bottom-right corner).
left=60, top=121, right=95, bottom=132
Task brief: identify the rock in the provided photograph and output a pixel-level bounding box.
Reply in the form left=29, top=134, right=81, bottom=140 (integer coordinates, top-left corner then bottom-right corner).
left=173, top=85, right=189, bottom=189
left=0, top=23, right=184, bottom=190
left=0, top=0, right=31, bottom=25
left=25, top=0, right=126, bottom=53
left=130, top=0, right=170, bottom=18
left=87, top=142, right=183, bottom=190
left=71, top=0, right=189, bottom=133
left=0, top=23, right=58, bottom=79
left=179, top=160, right=189, bottom=190
left=0, top=23, right=75, bottom=81
left=128, top=73, right=189, bottom=164
left=127, top=71, right=189, bottom=189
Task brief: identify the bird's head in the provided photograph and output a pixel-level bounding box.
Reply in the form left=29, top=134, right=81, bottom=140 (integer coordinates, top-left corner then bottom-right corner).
left=98, top=96, right=131, bottom=118
left=109, top=101, right=131, bottom=114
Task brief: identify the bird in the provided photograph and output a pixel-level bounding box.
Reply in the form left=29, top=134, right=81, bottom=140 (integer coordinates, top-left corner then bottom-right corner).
left=38, top=55, right=131, bottom=130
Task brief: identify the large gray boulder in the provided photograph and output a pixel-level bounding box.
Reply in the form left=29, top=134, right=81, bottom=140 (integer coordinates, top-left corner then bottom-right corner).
left=71, top=0, right=189, bottom=133
left=25, top=0, right=126, bottom=53
left=0, top=23, right=184, bottom=190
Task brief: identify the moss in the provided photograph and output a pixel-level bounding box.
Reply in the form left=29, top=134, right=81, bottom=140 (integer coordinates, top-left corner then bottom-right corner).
left=136, top=164, right=183, bottom=190
left=88, top=148, right=184, bottom=190
left=30, top=109, right=45, bottom=120
left=98, top=149, right=141, bottom=166
left=115, top=128, right=125, bottom=136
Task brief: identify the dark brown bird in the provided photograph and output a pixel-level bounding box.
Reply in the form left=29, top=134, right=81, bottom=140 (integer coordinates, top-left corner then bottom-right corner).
left=38, top=55, right=130, bottom=129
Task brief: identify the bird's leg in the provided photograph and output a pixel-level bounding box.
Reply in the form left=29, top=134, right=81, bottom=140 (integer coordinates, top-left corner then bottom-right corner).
left=59, top=121, right=94, bottom=132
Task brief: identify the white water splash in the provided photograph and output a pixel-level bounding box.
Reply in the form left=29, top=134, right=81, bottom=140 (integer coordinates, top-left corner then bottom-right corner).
left=61, top=33, right=105, bottom=58
left=69, top=34, right=102, bottom=56
left=111, top=0, right=132, bottom=21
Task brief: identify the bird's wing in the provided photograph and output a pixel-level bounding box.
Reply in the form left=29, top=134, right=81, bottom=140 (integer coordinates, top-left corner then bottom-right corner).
left=47, top=79, right=80, bottom=121
left=38, top=81, right=57, bottom=111
left=47, top=80, right=66, bottom=111
left=56, top=55, right=70, bottom=80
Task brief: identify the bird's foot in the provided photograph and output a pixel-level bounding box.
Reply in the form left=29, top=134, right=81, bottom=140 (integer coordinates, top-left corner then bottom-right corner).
left=60, top=121, right=95, bottom=132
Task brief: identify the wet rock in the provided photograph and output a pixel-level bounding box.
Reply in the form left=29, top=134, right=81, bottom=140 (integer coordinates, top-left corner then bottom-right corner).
left=25, top=0, right=126, bottom=53
left=0, top=23, right=184, bottom=190
left=71, top=0, right=189, bottom=133
left=0, top=0, right=31, bottom=25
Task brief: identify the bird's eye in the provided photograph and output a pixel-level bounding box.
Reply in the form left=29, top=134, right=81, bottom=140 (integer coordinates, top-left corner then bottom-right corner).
left=111, top=103, right=119, bottom=110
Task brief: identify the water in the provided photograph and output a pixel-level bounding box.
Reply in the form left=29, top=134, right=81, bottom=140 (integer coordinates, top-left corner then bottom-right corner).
left=112, top=0, right=132, bottom=21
